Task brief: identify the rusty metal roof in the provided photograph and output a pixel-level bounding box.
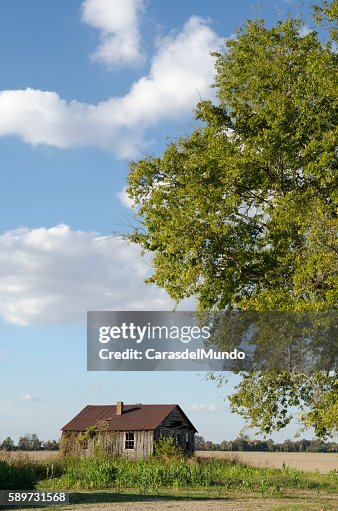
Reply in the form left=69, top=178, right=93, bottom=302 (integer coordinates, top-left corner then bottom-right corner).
left=62, top=404, right=197, bottom=432
left=61, top=404, right=197, bottom=432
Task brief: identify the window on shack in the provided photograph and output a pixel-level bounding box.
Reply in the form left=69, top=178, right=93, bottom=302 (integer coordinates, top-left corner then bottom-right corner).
left=125, top=431, right=135, bottom=450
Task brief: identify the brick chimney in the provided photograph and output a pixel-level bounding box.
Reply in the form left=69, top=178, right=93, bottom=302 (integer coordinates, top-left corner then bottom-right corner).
left=116, top=401, right=123, bottom=415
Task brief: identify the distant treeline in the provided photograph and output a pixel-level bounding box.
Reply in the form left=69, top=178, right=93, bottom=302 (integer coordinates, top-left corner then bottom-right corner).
left=0, top=434, right=59, bottom=451
left=2, top=433, right=337, bottom=453
left=195, top=435, right=337, bottom=453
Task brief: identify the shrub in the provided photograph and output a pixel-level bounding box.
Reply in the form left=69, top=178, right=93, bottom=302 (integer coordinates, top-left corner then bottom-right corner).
left=153, top=436, right=184, bottom=460
left=0, top=460, right=36, bottom=490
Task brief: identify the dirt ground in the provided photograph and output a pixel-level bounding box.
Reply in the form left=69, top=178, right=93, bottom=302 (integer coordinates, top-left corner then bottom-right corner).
left=64, top=501, right=334, bottom=511
left=195, top=451, right=338, bottom=473
left=71, top=495, right=338, bottom=511
left=17, top=494, right=338, bottom=511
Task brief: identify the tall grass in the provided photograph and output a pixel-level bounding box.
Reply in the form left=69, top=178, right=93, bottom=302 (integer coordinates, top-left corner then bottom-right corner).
left=0, top=460, right=36, bottom=490
left=41, top=456, right=338, bottom=492
left=0, top=452, right=65, bottom=490
left=1, top=452, right=336, bottom=494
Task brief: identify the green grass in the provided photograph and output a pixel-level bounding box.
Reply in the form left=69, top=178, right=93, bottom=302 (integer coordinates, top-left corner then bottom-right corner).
left=0, top=453, right=65, bottom=491
left=38, top=455, right=337, bottom=494
left=1, top=453, right=337, bottom=498
left=0, top=459, right=36, bottom=490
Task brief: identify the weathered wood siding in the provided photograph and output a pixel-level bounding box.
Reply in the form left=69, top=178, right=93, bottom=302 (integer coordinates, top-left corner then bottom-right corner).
left=91, top=430, right=154, bottom=459
left=60, top=430, right=154, bottom=458
left=155, top=409, right=195, bottom=454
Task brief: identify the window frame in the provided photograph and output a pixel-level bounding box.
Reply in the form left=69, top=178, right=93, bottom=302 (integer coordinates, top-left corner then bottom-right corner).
left=125, top=431, right=135, bottom=450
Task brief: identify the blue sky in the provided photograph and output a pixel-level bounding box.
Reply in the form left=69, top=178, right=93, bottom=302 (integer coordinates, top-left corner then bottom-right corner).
left=0, top=0, right=318, bottom=444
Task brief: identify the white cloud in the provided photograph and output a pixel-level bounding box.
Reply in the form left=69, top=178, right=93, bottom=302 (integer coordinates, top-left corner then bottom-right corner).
left=189, top=403, right=223, bottom=413
left=81, top=0, right=145, bottom=67
left=0, top=225, right=194, bottom=326
left=116, top=187, right=135, bottom=209
left=0, top=17, right=222, bottom=158
left=20, top=394, right=41, bottom=402
left=298, top=26, right=312, bottom=38
left=8, top=394, right=42, bottom=404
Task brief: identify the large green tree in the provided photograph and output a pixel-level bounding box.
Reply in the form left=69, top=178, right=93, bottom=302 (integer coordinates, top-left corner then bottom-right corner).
left=127, top=5, right=338, bottom=438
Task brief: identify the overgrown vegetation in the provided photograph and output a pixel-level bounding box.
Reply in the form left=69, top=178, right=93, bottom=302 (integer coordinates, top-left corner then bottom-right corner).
left=0, top=452, right=65, bottom=490
left=153, top=436, right=183, bottom=460
left=0, top=452, right=337, bottom=495
left=43, top=457, right=338, bottom=493
left=0, top=459, right=35, bottom=490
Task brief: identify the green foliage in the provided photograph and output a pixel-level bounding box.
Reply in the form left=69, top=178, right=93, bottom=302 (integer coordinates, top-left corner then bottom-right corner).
left=84, top=426, right=97, bottom=440
left=0, top=452, right=66, bottom=485
left=78, top=426, right=97, bottom=449
left=313, top=0, right=338, bottom=41
left=229, top=372, right=337, bottom=438
left=40, top=455, right=337, bottom=493
left=0, top=460, right=36, bottom=490
left=17, top=433, right=42, bottom=451
left=47, top=456, right=118, bottom=489
left=153, top=436, right=184, bottom=459
left=127, top=8, right=338, bottom=438
left=43, top=439, right=59, bottom=451
left=1, top=436, right=15, bottom=451
left=1, top=454, right=336, bottom=496
left=128, top=18, right=338, bottom=312
left=200, top=435, right=337, bottom=453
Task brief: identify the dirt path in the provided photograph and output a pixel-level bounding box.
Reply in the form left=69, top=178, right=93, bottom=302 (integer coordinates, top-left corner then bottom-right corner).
left=17, top=493, right=338, bottom=511
left=56, top=496, right=338, bottom=511
left=61, top=502, right=271, bottom=511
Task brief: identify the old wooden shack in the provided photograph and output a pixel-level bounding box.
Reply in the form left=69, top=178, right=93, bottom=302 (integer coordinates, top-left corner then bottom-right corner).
left=60, top=401, right=197, bottom=458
